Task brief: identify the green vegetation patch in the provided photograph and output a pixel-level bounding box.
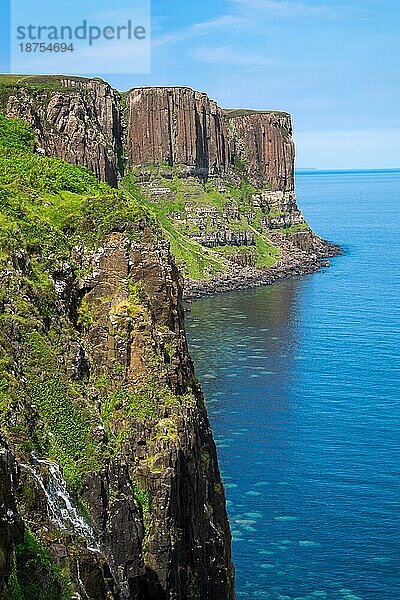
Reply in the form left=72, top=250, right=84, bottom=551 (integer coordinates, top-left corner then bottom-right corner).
left=133, top=484, right=150, bottom=528
left=1, top=528, right=72, bottom=600
left=253, top=232, right=282, bottom=268
left=28, top=377, right=102, bottom=492
left=123, top=171, right=284, bottom=278
left=276, top=223, right=310, bottom=234
left=0, top=114, right=35, bottom=152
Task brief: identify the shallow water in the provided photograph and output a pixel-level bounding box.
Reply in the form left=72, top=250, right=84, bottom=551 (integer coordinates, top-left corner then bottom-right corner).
left=186, top=170, right=400, bottom=600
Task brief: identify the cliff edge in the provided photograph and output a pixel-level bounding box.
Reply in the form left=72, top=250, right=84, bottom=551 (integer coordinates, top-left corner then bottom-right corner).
left=0, top=76, right=340, bottom=301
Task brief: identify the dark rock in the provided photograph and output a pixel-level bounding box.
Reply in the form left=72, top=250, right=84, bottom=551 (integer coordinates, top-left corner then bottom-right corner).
left=6, top=77, right=121, bottom=186
left=0, top=436, right=24, bottom=591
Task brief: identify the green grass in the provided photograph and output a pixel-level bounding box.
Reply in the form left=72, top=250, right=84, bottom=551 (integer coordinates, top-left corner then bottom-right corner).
left=0, top=114, right=35, bottom=152
left=213, top=245, right=257, bottom=257
left=254, top=232, right=282, bottom=268
left=133, top=485, right=150, bottom=527
left=123, top=171, right=283, bottom=278
left=0, top=127, right=144, bottom=260
left=28, top=377, right=102, bottom=492
left=2, top=528, right=72, bottom=600
left=223, top=108, right=290, bottom=118
left=276, top=223, right=310, bottom=234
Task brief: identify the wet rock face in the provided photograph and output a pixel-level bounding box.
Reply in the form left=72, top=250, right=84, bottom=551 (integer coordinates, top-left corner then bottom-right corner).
left=0, top=437, right=24, bottom=590
left=225, top=111, right=295, bottom=191
left=82, top=459, right=145, bottom=599
left=125, top=87, right=230, bottom=176
left=5, top=78, right=121, bottom=186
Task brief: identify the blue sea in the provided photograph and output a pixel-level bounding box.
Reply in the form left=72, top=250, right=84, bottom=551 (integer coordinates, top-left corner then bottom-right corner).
left=186, top=170, right=400, bottom=600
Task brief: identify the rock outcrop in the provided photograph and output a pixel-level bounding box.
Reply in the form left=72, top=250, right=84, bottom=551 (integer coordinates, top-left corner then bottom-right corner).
left=125, top=87, right=230, bottom=176
left=250, top=190, right=305, bottom=229
left=1, top=78, right=295, bottom=193
left=3, top=77, right=121, bottom=186
left=79, top=231, right=234, bottom=599
left=224, top=110, right=295, bottom=190
left=184, top=231, right=336, bottom=300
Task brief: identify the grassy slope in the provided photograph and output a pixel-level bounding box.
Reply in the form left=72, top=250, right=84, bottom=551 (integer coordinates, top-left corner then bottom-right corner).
left=123, top=169, right=282, bottom=280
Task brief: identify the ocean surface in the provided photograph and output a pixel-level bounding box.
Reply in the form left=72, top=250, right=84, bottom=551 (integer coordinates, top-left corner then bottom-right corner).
left=186, top=170, right=400, bottom=600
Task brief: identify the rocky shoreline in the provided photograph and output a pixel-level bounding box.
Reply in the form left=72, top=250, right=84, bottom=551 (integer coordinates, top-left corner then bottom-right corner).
left=184, top=234, right=341, bottom=301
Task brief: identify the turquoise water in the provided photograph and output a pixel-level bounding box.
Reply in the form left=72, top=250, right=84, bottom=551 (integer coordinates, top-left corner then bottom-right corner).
left=186, top=170, right=400, bottom=600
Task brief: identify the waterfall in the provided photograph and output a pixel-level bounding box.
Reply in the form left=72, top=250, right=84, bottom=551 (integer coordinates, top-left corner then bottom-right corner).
left=21, top=455, right=99, bottom=552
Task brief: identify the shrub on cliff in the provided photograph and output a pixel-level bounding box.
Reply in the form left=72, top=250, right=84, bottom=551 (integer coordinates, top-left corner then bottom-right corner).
left=0, top=113, right=35, bottom=152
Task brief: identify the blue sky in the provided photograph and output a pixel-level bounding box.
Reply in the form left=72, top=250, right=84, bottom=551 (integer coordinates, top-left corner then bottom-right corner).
left=1, top=0, right=399, bottom=168
left=112, top=0, right=400, bottom=169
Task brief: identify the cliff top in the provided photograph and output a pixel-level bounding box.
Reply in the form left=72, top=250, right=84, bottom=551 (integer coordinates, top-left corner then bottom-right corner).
left=128, top=85, right=204, bottom=92
left=223, top=108, right=290, bottom=118
left=0, top=76, right=290, bottom=118
left=0, top=74, right=106, bottom=90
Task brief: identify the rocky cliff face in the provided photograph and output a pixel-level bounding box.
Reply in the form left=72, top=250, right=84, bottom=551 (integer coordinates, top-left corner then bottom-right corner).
left=224, top=110, right=295, bottom=191
left=79, top=230, right=234, bottom=599
left=1, top=78, right=295, bottom=193
left=125, top=87, right=230, bottom=176
left=0, top=233, right=234, bottom=599
left=2, top=76, right=121, bottom=186
left=0, top=120, right=234, bottom=599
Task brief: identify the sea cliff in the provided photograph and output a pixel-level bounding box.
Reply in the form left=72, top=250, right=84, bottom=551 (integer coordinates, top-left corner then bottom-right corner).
left=0, top=74, right=338, bottom=599
left=0, top=109, right=233, bottom=599
left=0, top=75, right=339, bottom=300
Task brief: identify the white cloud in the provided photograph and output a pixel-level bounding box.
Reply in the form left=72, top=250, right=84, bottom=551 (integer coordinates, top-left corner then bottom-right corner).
left=153, top=15, right=244, bottom=48
left=152, top=1, right=346, bottom=52
left=192, top=45, right=276, bottom=68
